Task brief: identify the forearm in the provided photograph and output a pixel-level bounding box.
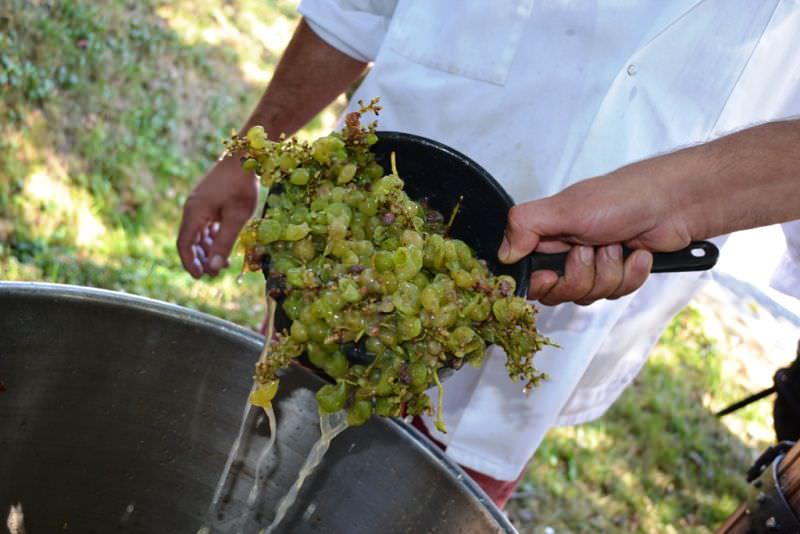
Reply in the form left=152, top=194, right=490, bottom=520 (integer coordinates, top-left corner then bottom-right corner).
left=240, top=18, right=368, bottom=137
left=668, top=119, right=800, bottom=239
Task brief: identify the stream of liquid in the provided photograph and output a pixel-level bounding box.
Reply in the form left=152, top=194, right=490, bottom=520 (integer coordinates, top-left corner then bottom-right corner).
left=200, top=298, right=280, bottom=534
left=201, top=295, right=351, bottom=534
left=261, top=410, right=349, bottom=534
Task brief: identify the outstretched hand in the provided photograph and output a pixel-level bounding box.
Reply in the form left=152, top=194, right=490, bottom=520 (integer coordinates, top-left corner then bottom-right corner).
left=177, top=155, right=258, bottom=278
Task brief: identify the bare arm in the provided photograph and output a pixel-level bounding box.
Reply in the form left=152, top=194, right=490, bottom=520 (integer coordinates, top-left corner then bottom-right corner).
left=498, top=119, right=800, bottom=305
left=177, top=20, right=368, bottom=278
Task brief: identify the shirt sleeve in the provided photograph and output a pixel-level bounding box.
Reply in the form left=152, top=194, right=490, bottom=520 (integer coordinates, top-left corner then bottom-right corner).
left=770, top=220, right=800, bottom=299
left=298, top=0, right=397, bottom=62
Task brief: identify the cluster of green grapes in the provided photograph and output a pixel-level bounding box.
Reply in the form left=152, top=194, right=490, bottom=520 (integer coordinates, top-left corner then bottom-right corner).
left=236, top=99, right=550, bottom=430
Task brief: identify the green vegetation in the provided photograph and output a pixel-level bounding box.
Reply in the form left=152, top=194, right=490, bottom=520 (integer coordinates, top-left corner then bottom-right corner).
left=507, top=306, right=773, bottom=533
left=0, top=0, right=336, bottom=326
left=1, top=2, right=770, bottom=532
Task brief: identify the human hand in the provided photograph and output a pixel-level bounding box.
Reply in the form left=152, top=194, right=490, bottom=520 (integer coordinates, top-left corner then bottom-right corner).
left=498, top=157, right=695, bottom=305
left=177, top=155, right=258, bottom=278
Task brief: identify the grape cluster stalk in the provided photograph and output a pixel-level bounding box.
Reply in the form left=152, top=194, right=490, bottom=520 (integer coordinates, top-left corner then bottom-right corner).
left=236, top=99, right=551, bottom=431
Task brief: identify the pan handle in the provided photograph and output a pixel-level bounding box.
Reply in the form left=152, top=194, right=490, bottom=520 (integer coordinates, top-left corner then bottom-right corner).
left=527, top=240, right=719, bottom=276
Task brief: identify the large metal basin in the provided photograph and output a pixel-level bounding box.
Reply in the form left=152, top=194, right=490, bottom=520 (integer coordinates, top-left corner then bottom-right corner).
left=0, top=282, right=515, bottom=533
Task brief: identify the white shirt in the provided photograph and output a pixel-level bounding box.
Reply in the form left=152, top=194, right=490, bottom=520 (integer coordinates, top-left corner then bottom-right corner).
left=298, top=0, right=800, bottom=481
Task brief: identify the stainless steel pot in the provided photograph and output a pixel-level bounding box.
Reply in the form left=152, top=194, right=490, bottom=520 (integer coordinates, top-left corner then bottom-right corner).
left=0, top=282, right=516, bottom=533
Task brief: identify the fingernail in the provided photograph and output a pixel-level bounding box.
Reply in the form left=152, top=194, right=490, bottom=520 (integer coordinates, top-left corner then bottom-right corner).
left=636, top=251, right=653, bottom=269
left=608, top=244, right=622, bottom=260
left=209, top=254, right=226, bottom=271
left=192, top=259, right=203, bottom=278
left=528, top=271, right=558, bottom=300
left=498, top=236, right=510, bottom=262
left=579, top=246, right=594, bottom=266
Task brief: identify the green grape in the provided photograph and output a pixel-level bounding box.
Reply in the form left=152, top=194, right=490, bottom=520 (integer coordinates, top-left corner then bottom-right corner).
left=432, top=304, right=458, bottom=329
left=492, top=298, right=513, bottom=324
left=316, top=381, right=347, bottom=413
left=393, top=245, right=423, bottom=281
left=401, top=229, right=424, bottom=247
left=328, top=217, right=348, bottom=241
left=409, top=361, right=428, bottom=387
left=271, top=254, right=298, bottom=275
left=365, top=336, right=385, bottom=356
left=378, top=324, right=399, bottom=348
left=347, top=399, right=373, bottom=426
left=358, top=196, right=379, bottom=216
left=289, top=167, right=310, bottom=185
left=398, top=315, right=422, bottom=341
left=495, top=275, right=517, bottom=296
left=279, top=153, right=298, bottom=171
left=310, top=197, right=329, bottom=211
left=339, top=277, right=362, bottom=303
left=337, top=163, right=357, bottom=184
left=465, top=294, right=491, bottom=322
left=289, top=321, right=308, bottom=343
left=324, top=350, right=348, bottom=379
left=350, top=240, right=374, bottom=258
left=306, top=343, right=327, bottom=368
left=448, top=326, right=478, bottom=357
left=243, top=158, right=259, bottom=172
left=374, top=397, right=398, bottom=416
left=306, top=321, right=328, bottom=343
left=392, top=281, right=421, bottom=316
left=451, top=268, right=474, bottom=288
left=246, top=125, right=268, bottom=149
left=420, top=284, right=440, bottom=312
left=258, top=219, right=283, bottom=244
left=283, top=223, right=310, bottom=241
left=377, top=271, right=398, bottom=295
left=238, top=222, right=258, bottom=249
left=289, top=206, right=309, bottom=224
left=285, top=267, right=306, bottom=288
left=282, top=293, right=303, bottom=320
left=292, top=237, right=316, bottom=262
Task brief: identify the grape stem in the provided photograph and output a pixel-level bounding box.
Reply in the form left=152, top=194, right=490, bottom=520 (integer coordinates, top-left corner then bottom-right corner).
left=390, top=151, right=399, bottom=178
left=433, top=369, right=446, bottom=433
left=445, top=195, right=463, bottom=237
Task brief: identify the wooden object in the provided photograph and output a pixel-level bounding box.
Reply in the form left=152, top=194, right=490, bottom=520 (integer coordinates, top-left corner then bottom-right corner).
left=716, top=441, right=800, bottom=533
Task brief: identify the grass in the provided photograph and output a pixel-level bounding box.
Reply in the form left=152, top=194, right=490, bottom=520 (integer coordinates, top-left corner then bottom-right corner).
left=0, top=0, right=340, bottom=327
left=1, top=2, right=776, bottom=532
left=507, top=306, right=775, bottom=533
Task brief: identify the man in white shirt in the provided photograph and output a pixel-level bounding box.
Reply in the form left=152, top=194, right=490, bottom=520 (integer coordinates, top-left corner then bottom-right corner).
left=177, top=1, right=800, bottom=507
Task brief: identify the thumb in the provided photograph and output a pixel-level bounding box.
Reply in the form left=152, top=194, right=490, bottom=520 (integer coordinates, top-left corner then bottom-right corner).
left=498, top=202, right=546, bottom=264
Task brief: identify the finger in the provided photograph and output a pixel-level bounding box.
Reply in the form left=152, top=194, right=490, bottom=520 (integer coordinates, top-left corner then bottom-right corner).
left=205, top=211, right=250, bottom=276
left=194, top=243, right=208, bottom=266
left=498, top=203, right=542, bottom=264
left=527, top=270, right=559, bottom=300
left=609, top=249, right=652, bottom=299
left=200, top=223, right=215, bottom=258
left=575, top=244, right=624, bottom=305
left=538, top=246, right=595, bottom=306
left=535, top=239, right=572, bottom=254
left=177, top=204, right=209, bottom=278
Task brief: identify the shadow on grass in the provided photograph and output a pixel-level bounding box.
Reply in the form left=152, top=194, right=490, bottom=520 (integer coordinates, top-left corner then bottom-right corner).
left=507, top=306, right=779, bottom=534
